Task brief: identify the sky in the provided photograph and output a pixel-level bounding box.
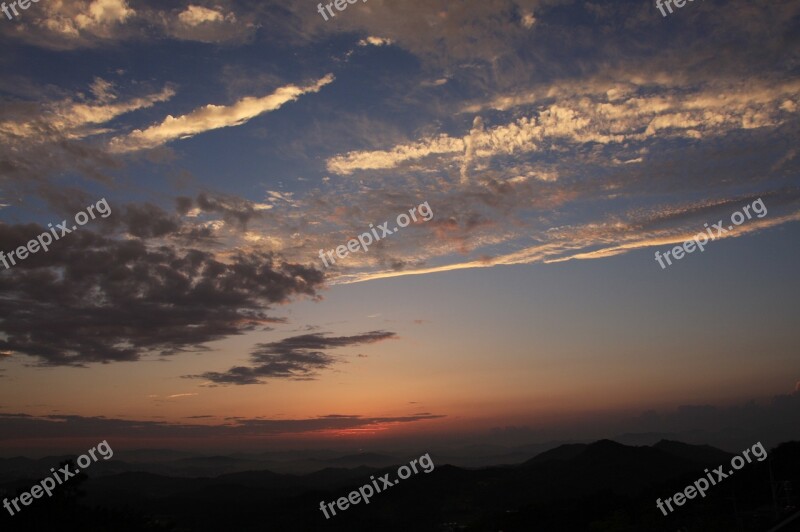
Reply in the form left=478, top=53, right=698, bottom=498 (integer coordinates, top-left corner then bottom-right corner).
left=0, top=0, right=798, bottom=456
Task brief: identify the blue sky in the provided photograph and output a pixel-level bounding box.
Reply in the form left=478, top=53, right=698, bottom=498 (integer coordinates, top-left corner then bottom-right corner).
left=0, top=0, right=798, bottom=454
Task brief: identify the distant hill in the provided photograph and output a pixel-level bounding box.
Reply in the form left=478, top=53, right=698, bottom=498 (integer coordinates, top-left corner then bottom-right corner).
left=523, top=442, right=588, bottom=464
left=0, top=440, right=797, bottom=531
left=323, top=452, right=398, bottom=468
left=653, top=439, right=734, bottom=464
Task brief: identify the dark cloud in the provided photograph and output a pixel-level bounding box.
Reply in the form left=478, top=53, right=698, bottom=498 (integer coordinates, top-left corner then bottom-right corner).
left=119, top=203, right=181, bottom=238
left=190, top=192, right=267, bottom=227
left=0, top=411, right=444, bottom=441
left=282, top=0, right=551, bottom=70
left=0, top=0, right=259, bottom=50
left=618, top=388, right=800, bottom=452
left=0, top=82, right=177, bottom=215
left=0, top=223, right=324, bottom=366
left=175, top=196, right=194, bottom=216
left=189, top=331, right=397, bottom=385
left=274, top=0, right=800, bottom=101
left=0, top=124, right=120, bottom=198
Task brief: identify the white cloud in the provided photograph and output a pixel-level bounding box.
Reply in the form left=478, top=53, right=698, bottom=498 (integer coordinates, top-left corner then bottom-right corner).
left=89, top=77, right=117, bottom=103
left=0, top=84, right=175, bottom=143
left=5, top=0, right=253, bottom=48
left=521, top=12, right=536, bottom=29
left=37, top=0, right=135, bottom=39
left=333, top=207, right=800, bottom=285
left=326, top=134, right=465, bottom=175
left=109, top=74, right=335, bottom=153
left=75, top=0, right=134, bottom=29
left=178, top=5, right=228, bottom=26
left=358, top=36, right=393, bottom=47
left=421, top=78, right=449, bottom=87
left=326, top=79, right=800, bottom=178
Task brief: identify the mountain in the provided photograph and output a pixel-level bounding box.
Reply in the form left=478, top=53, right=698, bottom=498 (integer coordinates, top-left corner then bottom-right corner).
left=323, top=452, right=398, bottom=468
left=0, top=440, right=796, bottom=531
left=523, top=442, right=588, bottom=464
left=653, top=439, right=734, bottom=464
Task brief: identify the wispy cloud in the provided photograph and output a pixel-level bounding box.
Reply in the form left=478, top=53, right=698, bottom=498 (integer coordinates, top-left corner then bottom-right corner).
left=166, top=393, right=198, bottom=399
left=109, top=74, right=335, bottom=152
left=329, top=192, right=800, bottom=284
left=326, top=79, right=800, bottom=180
left=0, top=83, right=175, bottom=142
left=188, top=331, right=397, bottom=385
left=358, top=36, right=393, bottom=47
left=0, top=411, right=445, bottom=440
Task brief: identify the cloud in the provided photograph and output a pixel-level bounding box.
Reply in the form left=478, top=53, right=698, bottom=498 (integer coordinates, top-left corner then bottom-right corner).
left=13, top=0, right=137, bottom=47
left=620, top=387, right=800, bottom=451
left=147, top=392, right=200, bottom=404
left=89, top=77, right=117, bottom=103
left=0, top=83, right=176, bottom=143
left=326, top=79, right=800, bottom=179
left=189, top=331, right=397, bottom=385
left=41, top=0, right=135, bottom=36
left=116, top=203, right=182, bottom=239
left=329, top=190, right=800, bottom=284
left=420, top=78, right=449, bottom=87
left=1, top=0, right=256, bottom=48
left=178, top=192, right=271, bottom=228
left=520, top=11, right=536, bottom=28
left=545, top=212, right=800, bottom=265
left=285, top=0, right=553, bottom=68
left=75, top=0, right=135, bottom=29
left=0, top=219, right=324, bottom=367
left=0, top=79, right=175, bottom=194
left=178, top=5, right=227, bottom=26
left=326, top=134, right=465, bottom=175
left=109, top=74, right=335, bottom=152
left=0, top=412, right=445, bottom=441
left=223, top=95, right=797, bottom=285
left=169, top=4, right=253, bottom=43
left=358, top=36, right=393, bottom=47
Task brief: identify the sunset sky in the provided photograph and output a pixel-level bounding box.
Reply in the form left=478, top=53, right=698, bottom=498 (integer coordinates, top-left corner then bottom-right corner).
left=0, top=0, right=798, bottom=456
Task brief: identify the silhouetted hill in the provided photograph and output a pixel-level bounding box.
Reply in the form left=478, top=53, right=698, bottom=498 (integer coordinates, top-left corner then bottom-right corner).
left=300, top=466, right=379, bottom=488
left=520, top=439, right=710, bottom=497
left=116, top=449, right=197, bottom=463
left=0, top=440, right=797, bottom=531
left=213, top=468, right=290, bottom=487
left=653, top=439, right=734, bottom=464
left=523, top=443, right=588, bottom=464
left=324, top=452, right=397, bottom=468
